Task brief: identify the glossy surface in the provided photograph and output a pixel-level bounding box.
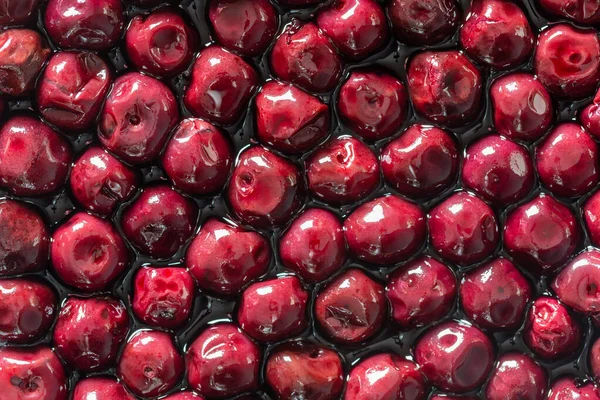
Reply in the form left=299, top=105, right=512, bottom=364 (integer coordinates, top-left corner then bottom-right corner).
left=540, top=0, right=600, bottom=25
left=581, top=87, right=600, bottom=138
left=72, top=378, right=135, bottom=400
left=585, top=190, right=600, bottom=246
left=552, top=249, right=600, bottom=315
left=547, top=378, right=600, bottom=400
left=484, top=353, right=547, bottom=400
left=0, top=0, right=41, bottom=26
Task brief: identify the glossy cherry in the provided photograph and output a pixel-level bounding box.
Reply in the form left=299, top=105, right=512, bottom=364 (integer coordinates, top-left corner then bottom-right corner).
left=186, top=324, right=260, bottom=399
left=0, top=199, right=49, bottom=277
left=485, top=352, right=547, bottom=400
left=338, top=70, right=408, bottom=141
left=270, top=21, right=342, bottom=93
left=584, top=191, right=600, bottom=247
left=98, top=72, right=179, bottom=165
left=386, top=256, right=457, bottom=329
left=186, top=218, right=271, bottom=297
left=407, top=50, right=482, bottom=127
left=306, top=136, right=380, bottom=205
left=0, top=0, right=42, bottom=26
left=72, top=378, right=135, bottom=400
left=504, top=195, right=580, bottom=274
left=53, top=296, right=129, bottom=372
left=381, top=124, right=459, bottom=198
left=547, top=378, right=600, bottom=400
left=314, top=269, right=386, bottom=344
left=344, top=195, right=426, bottom=265
left=540, top=0, right=600, bottom=25
left=278, top=0, right=324, bottom=5
left=552, top=249, right=600, bottom=316
left=162, top=393, right=204, bottom=400
left=162, top=118, right=233, bottom=196
left=581, top=87, right=600, bottom=139
left=591, top=337, right=600, bottom=378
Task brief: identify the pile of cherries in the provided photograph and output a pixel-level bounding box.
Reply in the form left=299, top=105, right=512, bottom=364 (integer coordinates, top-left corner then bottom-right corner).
left=5, top=0, right=600, bottom=398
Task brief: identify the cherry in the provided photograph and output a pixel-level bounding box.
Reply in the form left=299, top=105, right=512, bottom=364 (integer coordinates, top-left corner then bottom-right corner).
left=552, top=249, right=600, bottom=316
left=584, top=190, right=600, bottom=247
left=485, top=353, right=547, bottom=400
left=591, top=337, right=600, bottom=378
left=581, top=88, right=600, bottom=139
left=547, top=378, right=600, bottom=400
left=539, top=0, right=600, bottom=25
left=0, top=0, right=41, bottom=26
left=72, top=378, right=135, bottom=400
left=278, top=0, right=325, bottom=5
left=162, top=393, right=204, bottom=400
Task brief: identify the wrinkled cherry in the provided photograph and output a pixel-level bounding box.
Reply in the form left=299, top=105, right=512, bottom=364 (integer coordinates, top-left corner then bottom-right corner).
left=540, top=0, right=600, bottom=25
left=581, top=88, right=600, bottom=139
left=547, top=378, right=600, bottom=400
left=0, top=0, right=41, bottom=26
left=552, top=249, right=600, bottom=316
left=72, top=378, right=134, bottom=400
left=584, top=191, right=600, bottom=247
left=485, top=352, right=547, bottom=400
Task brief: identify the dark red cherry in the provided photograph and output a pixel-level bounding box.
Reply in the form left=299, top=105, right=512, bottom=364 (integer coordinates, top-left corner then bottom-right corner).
left=381, top=124, right=459, bottom=198
left=255, top=81, right=330, bottom=154
left=186, top=218, right=271, bottom=297
left=534, top=24, right=600, bottom=99
left=37, top=51, right=112, bottom=132
left=278, top=0, right=325, bottom=5
left=314, top=268, right=386, bottom=344
left=485, top=353, right=547, bottom=400
left=491, top=73, right=554, bottom=142
left=72, top=378, right=135, bottom=400
left=184, top=46, right=258, bottom=126
left=552, top=249, right=600, bottom=316
left=581, top=88, right=600, bottom=139
left=227, top=146, right=304, bottom=228
left=536, top=123, right=599, bottom=197
left=540, top=0, right=600, bottom=25
left=584, top=191, right=600, bottom=247
left=0, top=116, right=72, bottom=196
left=98, top=72, right=179, bottom=165
left=316, top=0, right=388, bottom=60
left=591, top=337, right=600, bottom=378
left=270, top=21, right=342, bottom=93
left=0, top=29, right=50, bottom=97
left=462, top=135, right=535, bottom=205
left=504, top=195, right=580, bottom=274
left=386, top=256, right=457, bottom=329
left=44, top=0, right=124, bottom=50
left=344, top=195, right=426, bottom=265
left=414, top=321, right=495, bottom=393
left=51, top=212, right=128, bottom=292
left=162, top=118, right=233, bottom=196
left=460, top=258, right=532, bottom=331
left=162, top=393, right=203, bottom=400
left=407, top=50, right=482, bottom=127
left=0, top=199, right=49, bottom=277
left=121, top=185, right=198, bottom=258
left=387, top=0, right=460, bottom=46
left=306, top=136, right=379, bottom=205
left=338, top=70, right=408, bottom=141
left=0, top=0, right=41, bottom=26
left=0, top=279, right=56, bottom=343
left=209, top=0, right=278, bottom=57
left=547, top=378, right=600, bottom=400
left=126, top=9, right=197, bottom=77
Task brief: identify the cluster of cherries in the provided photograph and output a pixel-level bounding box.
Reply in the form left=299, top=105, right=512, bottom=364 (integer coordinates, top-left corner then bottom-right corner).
left=4, top=0, right=600, bottom=399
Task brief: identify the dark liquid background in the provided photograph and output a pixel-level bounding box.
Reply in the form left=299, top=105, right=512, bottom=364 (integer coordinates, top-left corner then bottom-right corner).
left=2, top=0, right=599, bottom=398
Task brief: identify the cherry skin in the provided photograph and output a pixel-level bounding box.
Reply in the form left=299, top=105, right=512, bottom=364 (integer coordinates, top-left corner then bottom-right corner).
left=485, top=353, right=547, bottom=400
left=491, top=73, right=554, bottom=142
left=316, top=0, right=388, bottom=60
left=430, top=397, right=477, bottom=400
left=314, top=269, right=386, bottom=344
left=162, top=393, right=204, bottom=400
left=44, top=0, right=124, bottom=50
left=414, top=321, right=495, bottom=393
left=0, top=0, right=41, bottom=26
left=238, top=275, right=308, bottom=342
left=534, top=24, right=600, bottom=99
left=51, top=212, right=129, bottom=292
left=584, top=190, right=600, bottom=247
left=344, top=195, right=426, bottom=265
left=133, top=266, right=195, bottom=329
left=338, top=70, right=408, bottom=141
left=504, top=195, right=580, bottom=274
left=72, top=378, right=135, bottom=400
left=306, top=136, right=380, bottom=205
left=387, top=0, right=460, bottom=46
left=186, top=324, right=260, bottom=399
left=118, top=330, right=184, bottom=398
left=255, top=82, right=330, bottom=154
left=121, top=185, right=198, bottom=258
left=345, top=353, right=427, bottom=400
left=270, top=21, right=342, bottom=93
left=37, top=51, right=112, bottom=132
left=126, top=9, right=197, bottom=77
left=523, top=296, right=582, bottom=360
left=0, top=116, right=72, bottom=196
left=462, top=135, right=535, bottom=206
left=0, top=29, right=50, bottom=97
left=0, top=279, right=56, bottom=343
left=591, top=337, right=600, bottom=378
left=540, top=0, right=600, bottom=25
left=53, top=296, right=129, bottom=372
left=266, top=342, right=344, bottom=400
left=429, top=191, right=498, bottom=265
left=407, top=50, right=482, bottom=127
left=0, top=346, right=67, bottom=400
left=186, top=218, right=271, bottom=297
left=460, top=0, right=534, bottom=69
left=184, top=46, right=258, bottom=126
left=581, top=88, right=600, bottom=139
left=278, top=0, right=325, bottom=5
left=209, top=0, right=278, bottom=57
left=536, top=123, right=599, bottom=197
left=460, top=258, right=532, bottom=331
left=381, top=124, right=459, bottom=198
left=547, top=378, right=600, bottom=400
left=227, top=146, right=304, bottom=229
left=0, top=199, right=49, bottom=277
left=279, top=208, right=346, bottom=283
left=552, top=249, right=600, bottom=316
left=162, top=118, right=233, bottom=196
left=70, top=147, right=138, bottom=216
left=386, top=256, right=457, bottom=329
left=98, top=72, right=179, bottom=165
